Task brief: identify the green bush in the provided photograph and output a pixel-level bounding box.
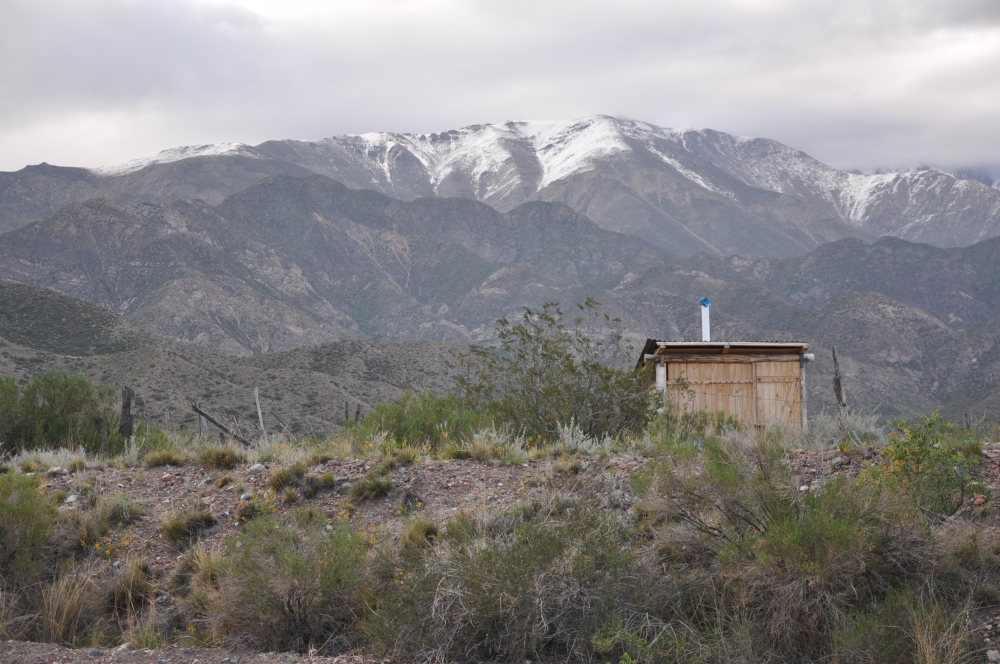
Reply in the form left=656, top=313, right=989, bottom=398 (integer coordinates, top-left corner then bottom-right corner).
left=0, top=371, right=124, bottom=456
left=211, top=516, right=368, bottom=654
left=366, top=498, right=645, bottom=663
left=343, top=391, right=490, bottom=453
left=460, top=299, right=651, bottom=443
left=879, top=412, right=980, bottom=516
left=643, top=429, right=983, bottom=661
left=0, top=473, right=56, bottom=587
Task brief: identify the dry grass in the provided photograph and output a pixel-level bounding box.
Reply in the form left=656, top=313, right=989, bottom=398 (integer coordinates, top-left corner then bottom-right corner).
left=197, top=443, right=245, bottom=470
left=267, top=463, right=307, bottom=491
left=400, top=516, right=439, bottom=549
left=39, top=568, right=100, bottom=646
left=350, top=468, right=392, bottom=501
left=162, top=508, right=217, bottom=543
left=143, top=448, right=187, bottom=468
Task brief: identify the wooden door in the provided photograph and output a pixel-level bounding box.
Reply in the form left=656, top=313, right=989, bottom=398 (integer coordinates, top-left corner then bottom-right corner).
left=666, top=362, right=756, bottom=424
left=754, top=361, right=801, bottom=427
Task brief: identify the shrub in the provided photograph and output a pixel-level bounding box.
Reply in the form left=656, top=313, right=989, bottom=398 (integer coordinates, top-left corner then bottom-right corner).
left=878, top=413, right=980, bottom=516
left=461, top=299, right=651, bottom=443
left=0, top=473, right=57, bottom=587
left=0, top=371, right=125, bottom=457
left=646, top=429, right=936, bottom=660
left=162, top=508, right=217, bottom=543
left=235, top=491, right=275, bottom=523
left=197, top=443, right=245, bottom=470
left=366, top=496, right=644, bottom=663
left=210, top=516, right=367, bottom=653
left=343, top=391, right=490, bottom=453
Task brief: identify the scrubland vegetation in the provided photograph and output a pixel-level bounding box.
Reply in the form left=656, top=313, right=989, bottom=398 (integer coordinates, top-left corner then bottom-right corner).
left=3, top=304, right=1000, bottom=662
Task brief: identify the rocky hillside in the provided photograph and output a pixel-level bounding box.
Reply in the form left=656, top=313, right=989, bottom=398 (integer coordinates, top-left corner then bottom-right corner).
left=3, top=117, right=999, bottom=256
left=0, top=282, right=464, bottom=435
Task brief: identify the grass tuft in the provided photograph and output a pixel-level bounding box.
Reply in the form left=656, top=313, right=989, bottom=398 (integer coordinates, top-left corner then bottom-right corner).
left=197, top=443, right=245, bottom=470
left=143, top=448, right=187, bottom=468
left=161, top=508, right=217, bottom=543
left=267, top=463, right=307, bottom=491
left=400, top=516, right=439, bottom=549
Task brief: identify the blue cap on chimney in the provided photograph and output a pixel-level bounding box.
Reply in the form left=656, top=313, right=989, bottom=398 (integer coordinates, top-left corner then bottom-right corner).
left=698, top=297, right=711, bottom=307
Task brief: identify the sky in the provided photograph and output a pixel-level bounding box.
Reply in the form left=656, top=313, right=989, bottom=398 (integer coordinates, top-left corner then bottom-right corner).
left=1, top=0, right=999, bottom=175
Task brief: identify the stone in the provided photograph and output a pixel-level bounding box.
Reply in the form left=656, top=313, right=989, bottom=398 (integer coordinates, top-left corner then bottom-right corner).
left=113, top=560, right=122, bottom=568
left=240, top=493, right=253, bottom=501
left=831, top=456, right=846, bottom=468
left=339, top=482, right=353, bottom=495
left=88, top=650, right=102, bottom=658
left=987, top=650, right=1000, bottom=662
left=66, top=494, right=78, bottom=503
left=47, top=466, right=66, bottom=476
left=249, top=463, right=265, bottom=473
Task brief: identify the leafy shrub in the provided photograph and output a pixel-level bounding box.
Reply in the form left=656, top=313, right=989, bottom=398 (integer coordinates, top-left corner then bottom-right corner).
left=878, top=413, right=980, bottom=515
left=461, top=299, right=651, bottom=442
left=0, top=371, right=125, bottom=456
left=646, top=405, right=740, bottom=448
left=197, top=443, right=245, bottom=470
left=210, top=516, right=367, bottom=653
left=0, top=473, right=56, bottom=587
left=343, top=391, right=490, bottom=453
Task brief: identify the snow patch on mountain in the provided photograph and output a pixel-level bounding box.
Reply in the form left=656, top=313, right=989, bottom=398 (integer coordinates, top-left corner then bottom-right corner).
left=90, top=143, right=261, bottom=176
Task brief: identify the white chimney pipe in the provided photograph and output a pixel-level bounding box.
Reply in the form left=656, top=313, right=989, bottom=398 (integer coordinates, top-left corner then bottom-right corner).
left=699, top=297, right=711, bottom=342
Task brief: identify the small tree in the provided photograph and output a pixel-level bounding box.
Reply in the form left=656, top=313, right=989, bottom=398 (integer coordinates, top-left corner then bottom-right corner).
left=460, top=299, right=651, bottom=442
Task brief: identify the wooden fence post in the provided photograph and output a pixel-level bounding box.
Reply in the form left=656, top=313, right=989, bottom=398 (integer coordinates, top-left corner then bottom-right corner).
left=120, top=386, right=135, bottom=439
left=832, top=346, right=848, bottom=412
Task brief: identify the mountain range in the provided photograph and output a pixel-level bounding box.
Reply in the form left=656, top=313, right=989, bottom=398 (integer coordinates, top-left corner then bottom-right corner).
left=3, top=116, right=999, bottom=257
left=0, top=116, right=997, bottom=423
left=0, top=171, right=997, bottom=421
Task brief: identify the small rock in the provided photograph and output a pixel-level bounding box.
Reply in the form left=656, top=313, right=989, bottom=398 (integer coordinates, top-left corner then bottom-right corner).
left=831, top=456, right=846, bottom=468
left=47, top=466, right=66, bottom=476
left=339, top=482, right=353, bottom=495
left=240, top=493, right=253, bottom=501
left=975, top=494, right=988, bottom=506
left=66, top=494, right=78, bottom=503
left=113, top=560, right=122, bottom=568
left=115, top=642, right=131, bottom=652
left=249, top=463, right=265, bottom=473
left=987, top=649, right=1000, bottom=662
left=88, top=649, right=102, bottom=658
left=799, top=485, right=809, bottom=492
left=160, top=473, right=176, bottom=482
left=325, top=524, right=334, bottom=531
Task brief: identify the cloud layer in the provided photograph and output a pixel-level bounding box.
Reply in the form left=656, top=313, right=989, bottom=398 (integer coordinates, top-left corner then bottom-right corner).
left=2, top=0, right=999, bottom=174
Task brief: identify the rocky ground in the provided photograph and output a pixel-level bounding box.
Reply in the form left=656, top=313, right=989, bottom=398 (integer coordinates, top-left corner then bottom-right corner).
left=7, top=442, right=1000, bottom=663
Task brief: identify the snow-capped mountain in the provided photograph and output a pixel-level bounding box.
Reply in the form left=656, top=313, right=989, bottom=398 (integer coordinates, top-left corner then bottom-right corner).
left=3, top=116, right=998, bottom=257
left=252, top=116, right=1000, bottom=254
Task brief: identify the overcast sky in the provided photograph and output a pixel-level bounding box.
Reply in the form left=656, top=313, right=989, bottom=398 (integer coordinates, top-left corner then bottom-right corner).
left=2, top=0, right=999, bottom=174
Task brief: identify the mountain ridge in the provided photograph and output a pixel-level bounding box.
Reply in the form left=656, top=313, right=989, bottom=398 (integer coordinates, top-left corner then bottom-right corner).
left=4, top=116, right=998, bottom=257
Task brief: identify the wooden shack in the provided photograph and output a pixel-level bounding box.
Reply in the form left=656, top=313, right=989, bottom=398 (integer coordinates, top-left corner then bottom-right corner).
left=638, top=340, right=814, bottom=430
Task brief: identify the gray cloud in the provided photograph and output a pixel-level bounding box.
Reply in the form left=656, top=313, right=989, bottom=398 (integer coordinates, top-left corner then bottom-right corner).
left=1, top=0, right=999, bottom=173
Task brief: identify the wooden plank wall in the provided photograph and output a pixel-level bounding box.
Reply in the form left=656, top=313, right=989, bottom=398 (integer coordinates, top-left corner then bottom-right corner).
left=665, top=359, right=802, bottom=428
